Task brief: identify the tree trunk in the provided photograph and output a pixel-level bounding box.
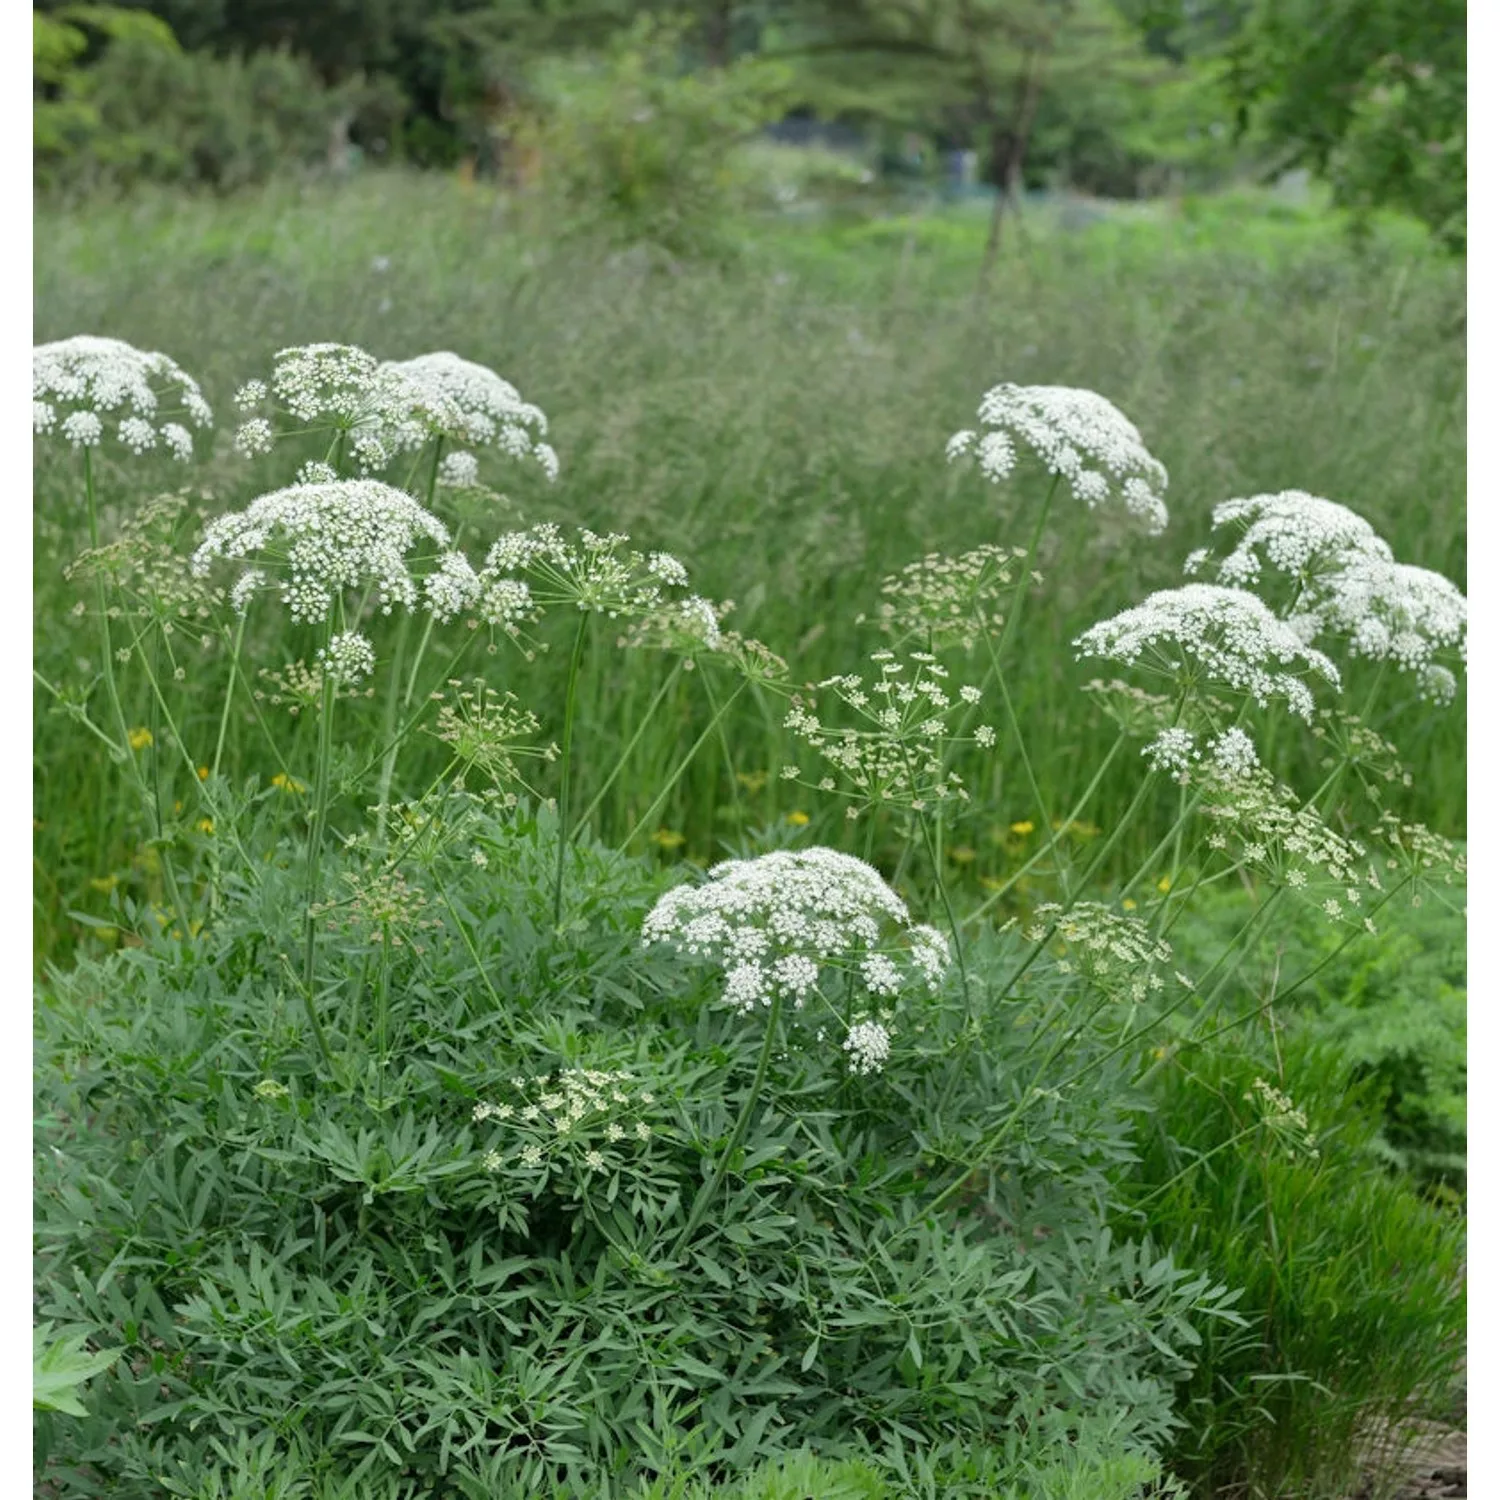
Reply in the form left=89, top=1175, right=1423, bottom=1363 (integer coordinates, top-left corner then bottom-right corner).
left=977, top=50, right=1047, bottom=297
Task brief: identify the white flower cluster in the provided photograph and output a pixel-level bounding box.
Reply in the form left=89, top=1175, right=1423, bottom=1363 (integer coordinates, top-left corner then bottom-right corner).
left=1186, top=491, right=1466, bottom=702
left=642, top=848, right=948, bottom=1061
left=1190, top=491, right=1393, bottom=588
left=34, top=335, right=212, bottom=459
left=316, top=630, right=376, bottom=685
left=1025, top=901, right=1185, bottom=1002
left=1143, top=727, right=1198, bottom=780
left=784, top=651, right=994, bottom=816
left=946, top=383, right=1169, bottom=533
left=1075, top=584, right=1341, bottom=720
left=1143, top=726, right=1259, bottom=784
left=859, top=545, right=1028, bottom=652
left=477, top=524, right=695, bottom=622
left=234, top=344, right=419, bottom=471
left=191, top=479, right=471, bottom=623
left=843, top=1019, right=892, bottom=1076
left=1298, top=557, right=1466, bottom=701
left=233, top=344, right=559, bottom=482
left=437, top=450, right=481, bottom=488
left=378, top=352, right=558, bottom=481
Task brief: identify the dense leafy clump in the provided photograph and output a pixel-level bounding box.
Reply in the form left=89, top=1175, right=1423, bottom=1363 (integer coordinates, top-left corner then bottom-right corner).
left=35, top=808, right=1236, bottom=1498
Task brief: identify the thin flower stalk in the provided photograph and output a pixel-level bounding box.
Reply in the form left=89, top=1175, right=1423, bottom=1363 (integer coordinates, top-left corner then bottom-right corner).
left=672, top=988, right=784, bottom=1256
left=549, top=614, right=591, bottom=924
left=623, top=679, right=749, bottom=849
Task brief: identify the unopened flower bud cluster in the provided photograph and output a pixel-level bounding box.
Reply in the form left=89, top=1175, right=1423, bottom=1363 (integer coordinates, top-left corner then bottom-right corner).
left=858, top=545, right=1029, bottom=652
left=473, top=1067, right=657, bottom=1177
left=1025, top=901, right=1186, bottom=1002
left=783, top=651, right=995, bottom=816
left=1245, top=1077, right=1320, bottom=1161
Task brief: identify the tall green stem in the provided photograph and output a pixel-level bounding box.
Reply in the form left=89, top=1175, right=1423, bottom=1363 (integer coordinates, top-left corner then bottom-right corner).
left=672, top=989, right=784, bottom=1257
left=374, top=439, right=445, bottom=843
left=299, top=658, right=339, bottom=1072
left=572, top=660, right=684, bottom=837
left=995, top=475, right=1058, bottom=660
left=917, top=811, right=971, bottom=1020
left=552, top=612, right=590, bottom=926
left=622, top=679, right=747, bottom=848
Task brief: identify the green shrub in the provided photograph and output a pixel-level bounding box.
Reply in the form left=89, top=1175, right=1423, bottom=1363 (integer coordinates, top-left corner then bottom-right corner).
left=35, top=27, right=403, bottom=194
left=35, top=807, right=1235, bottom=1497
left=516, top=19, right=789, bottom=261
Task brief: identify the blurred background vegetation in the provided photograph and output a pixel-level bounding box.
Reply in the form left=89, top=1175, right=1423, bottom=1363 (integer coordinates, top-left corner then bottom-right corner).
left=34, top=0, right=1465, bottom=253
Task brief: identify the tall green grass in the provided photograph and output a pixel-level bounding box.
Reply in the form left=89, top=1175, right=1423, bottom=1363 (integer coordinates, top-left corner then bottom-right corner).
left=32, top=174, right=1466, bottom=966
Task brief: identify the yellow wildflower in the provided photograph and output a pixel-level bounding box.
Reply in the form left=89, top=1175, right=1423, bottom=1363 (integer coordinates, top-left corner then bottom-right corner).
left=1121, top=897, right=1137, bottom=911
left=197, top=818, right=214, bottom=835
left=270, top=773, right=308, bottom=794
left=197, top=765, right=210, bottom=781
left=650, top=828, right=686, bottom=849
left=1156, top=874, right=1173, bottom=894
left=1009, top=821, right=1035, bottom=836
left=786, top=810, right=810, bottom=827
left=127, top=727, right=153, bottom=751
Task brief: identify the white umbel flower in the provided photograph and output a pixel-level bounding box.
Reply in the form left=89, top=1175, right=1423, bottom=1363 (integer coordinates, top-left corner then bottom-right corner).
left=1143, top=727, right=1198, bottom=779
left=190, top=479, right=474, bottom=624
left=233, top=343, right=424, bottom=471
left=1299, top=556, right=1467, bottom=692
left=1209, top=727, right=1260, bottom=779
left=1195, top=491, right=1393, bottom=588
left=642, top=848, right=949, bottom=1020
left=1075, top=583, right=1341, bottom=719
left=317, top=631, right=376, bottom=684
left=378, top=352, right=558, bottom=480
left=34, top=335, right=212, bottom=458
left=947, top=383, right=1169, bottom=533
left=842, top=1020, right=892, bottom=1076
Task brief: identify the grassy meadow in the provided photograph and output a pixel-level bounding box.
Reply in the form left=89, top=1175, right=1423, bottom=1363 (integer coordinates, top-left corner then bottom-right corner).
left=33, top=175, right=1466, bottom=960
left=33, top=174, right=1467, bottom=1498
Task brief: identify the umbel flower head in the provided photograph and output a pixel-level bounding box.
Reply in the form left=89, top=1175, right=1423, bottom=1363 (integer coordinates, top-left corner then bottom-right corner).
left=858, top=544, right=1030, bottom=652
left=377, top=352, right=559, bottom=482
left=642, top=847, right=949, bottom=1071
left=233, top=343, right=423, bottom=472
left=1075, top=583, right=1341, bottom=720
left=1186, top=491, right=1393, bottom=591
left=476, top=523, right=695, bottom=622
left=190, top=478, right=476, bottom=623
left=1024, top=901, right=1187, bottom=1003
left=1296, top=556, right=1467, bottom=704
left=783, top=651, right=996, bottom=816
left=946, top=383, right=1169, bottom=534
left=34, top=335, right=212, bottom=459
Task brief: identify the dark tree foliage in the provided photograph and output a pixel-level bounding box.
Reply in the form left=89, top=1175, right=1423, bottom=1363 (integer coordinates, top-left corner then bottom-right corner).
left=1224, top=0, right=1465, bottom=248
